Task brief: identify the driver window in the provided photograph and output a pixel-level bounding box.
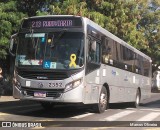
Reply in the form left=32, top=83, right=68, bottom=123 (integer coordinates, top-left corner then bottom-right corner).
left=88, top=39, right=100, bottom=63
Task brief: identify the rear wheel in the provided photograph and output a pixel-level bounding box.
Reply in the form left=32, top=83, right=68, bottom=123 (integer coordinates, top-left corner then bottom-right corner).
left=93, top=86, right=109, bottom=113
left=40, top=102, right=54, bottom=110
left=131, top=89, right=141, bottom=108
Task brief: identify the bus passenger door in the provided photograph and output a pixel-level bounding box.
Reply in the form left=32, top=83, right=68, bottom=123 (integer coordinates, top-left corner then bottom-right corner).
left=84, top=37, right=101, bottom=104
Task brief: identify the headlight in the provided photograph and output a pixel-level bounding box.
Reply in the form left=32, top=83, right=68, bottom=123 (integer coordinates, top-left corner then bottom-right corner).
left=13, top=71, right=21, bottom=90
left=64, top=78, right=82, bottom=92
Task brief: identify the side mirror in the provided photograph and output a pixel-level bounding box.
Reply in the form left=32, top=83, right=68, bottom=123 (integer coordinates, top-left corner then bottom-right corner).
left=9, top=33, right=17, bottom=56
left=10, top=39, right=14, bottom=51
left=9, top=38, right=17, bottom=57
left=91, top=40, right=96, bottom=52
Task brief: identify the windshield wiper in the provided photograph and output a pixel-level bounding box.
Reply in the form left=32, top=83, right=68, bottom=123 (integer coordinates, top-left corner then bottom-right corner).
left=30, top=28, right=38, bottom=59
left=34, top=38, right=40, bottom=59
left=29, top=28, right=36, bottom=48
left=50, top=29, right=67, bottom=48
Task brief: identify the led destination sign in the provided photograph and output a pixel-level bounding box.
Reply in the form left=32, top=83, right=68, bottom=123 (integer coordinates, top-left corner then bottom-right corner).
left=22, top=17, right=82, bottom=29
left=32, top=20, right=73, bottom=28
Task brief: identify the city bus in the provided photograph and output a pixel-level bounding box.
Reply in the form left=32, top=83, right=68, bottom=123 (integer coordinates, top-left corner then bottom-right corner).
left=10, top=15, right=152, bottom=113
left=152, top=71, right=160, bottom=92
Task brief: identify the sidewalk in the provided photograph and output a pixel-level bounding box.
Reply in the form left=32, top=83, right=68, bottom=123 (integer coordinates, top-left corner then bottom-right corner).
left=0, top=96, right=19, bottom=102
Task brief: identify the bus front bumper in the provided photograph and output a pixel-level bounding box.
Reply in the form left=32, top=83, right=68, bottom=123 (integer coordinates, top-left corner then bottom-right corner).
left=13, top=84, right=84, bottom=103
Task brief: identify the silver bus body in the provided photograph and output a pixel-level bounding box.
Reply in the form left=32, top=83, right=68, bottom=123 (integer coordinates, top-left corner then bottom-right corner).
left=12, top=15, right=152, bottom=112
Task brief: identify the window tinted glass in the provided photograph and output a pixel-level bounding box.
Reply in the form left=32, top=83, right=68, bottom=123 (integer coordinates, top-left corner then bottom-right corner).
left=88, top=40, right=100, bottom=63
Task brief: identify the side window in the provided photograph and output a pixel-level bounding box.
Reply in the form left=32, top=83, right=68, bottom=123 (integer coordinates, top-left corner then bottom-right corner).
left=102, top=38, right=112, bottom=64
left=115, top=42, right=121, bottom=61
left=143, top=58, right=150, bottom=77
left=138, top=55, right=144, bottom=75
left=112, top=41, right=117, bottom=61
left=88, top=39, right=100, bottom=64
left=122, top=46, right=135, bottom=71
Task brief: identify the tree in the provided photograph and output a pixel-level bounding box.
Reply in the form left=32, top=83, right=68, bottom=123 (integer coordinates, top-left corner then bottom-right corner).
left=43, top=0, right=148, bottom=50
left=16, top=0, right=48, bottom=16
left=0, top=0, right=26, bottom=59
left=139, top=0, right=160, bottom=68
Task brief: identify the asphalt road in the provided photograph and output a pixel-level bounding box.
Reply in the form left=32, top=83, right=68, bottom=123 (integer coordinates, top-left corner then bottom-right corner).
left=0, top=93, right=160, bottom=130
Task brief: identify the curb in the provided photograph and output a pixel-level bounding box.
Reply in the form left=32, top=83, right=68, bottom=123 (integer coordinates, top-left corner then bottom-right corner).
left=0, top=96, right=18, bottom=102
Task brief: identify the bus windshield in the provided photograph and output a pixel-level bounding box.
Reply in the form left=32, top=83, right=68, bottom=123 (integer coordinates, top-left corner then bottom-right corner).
left=16, top=32, right=84, bottom=70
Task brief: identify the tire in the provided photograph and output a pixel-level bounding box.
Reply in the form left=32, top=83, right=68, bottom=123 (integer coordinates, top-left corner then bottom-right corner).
left=93, top=86, right=109, bottom=113
left=40, top=102, right=54, bottom=110
left=131, top=89, right=141, bottom=108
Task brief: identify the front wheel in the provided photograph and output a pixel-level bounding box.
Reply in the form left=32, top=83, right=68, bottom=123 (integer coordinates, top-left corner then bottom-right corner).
left=93, top=86, right=109, bottom=113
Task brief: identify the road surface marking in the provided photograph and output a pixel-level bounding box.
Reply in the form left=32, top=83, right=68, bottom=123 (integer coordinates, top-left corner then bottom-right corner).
left=137, top=112, right=160, bottom=121
left=0, top=112, right=10, bottom=116
left=126, top=108, right=135, bottom=110
left=139, top=109, right=160, bottom=112
left=103, top=110, right=135, bottom=121
left=146, top=128, right=160, bottom=130
left=86, top=127, right=112, bottom=130
left=127, top=108, right=160, bottom=112
left=71, top=113, right=94, bottom=119
left=31, top=127, right=45, bottom=129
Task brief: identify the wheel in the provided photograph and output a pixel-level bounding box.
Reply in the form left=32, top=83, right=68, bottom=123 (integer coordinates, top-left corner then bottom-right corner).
left=131, top=89, right=141, bottom=108
left=40, top=102, right=54, bottom=110
left=93, top=86, right=109, bottom=113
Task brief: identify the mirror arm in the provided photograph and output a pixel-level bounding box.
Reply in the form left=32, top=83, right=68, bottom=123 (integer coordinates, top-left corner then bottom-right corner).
left=9, top=49, right=15, bottom=57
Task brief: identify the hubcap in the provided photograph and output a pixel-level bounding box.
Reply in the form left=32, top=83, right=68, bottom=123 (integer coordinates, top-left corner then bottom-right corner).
left=136, top=94, right=139, bottom=105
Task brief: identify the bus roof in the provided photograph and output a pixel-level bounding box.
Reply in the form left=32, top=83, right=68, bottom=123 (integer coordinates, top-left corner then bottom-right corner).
left=23, top=15, right=81, bottom=19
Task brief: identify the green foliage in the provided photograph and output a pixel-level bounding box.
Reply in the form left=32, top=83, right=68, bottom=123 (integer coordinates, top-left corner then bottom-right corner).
left=139, top=0, right=160, bottom=65
left=16, top=0, right=46, bottom=16
left=49, top=0, right=88, bottom=16
left=45, top=0, right=148, bottom=50
left=0, top=0, right=26, bottom=59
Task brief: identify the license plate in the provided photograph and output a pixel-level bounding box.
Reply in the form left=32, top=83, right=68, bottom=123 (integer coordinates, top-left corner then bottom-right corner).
left=34, top=92, right=46, bottom=98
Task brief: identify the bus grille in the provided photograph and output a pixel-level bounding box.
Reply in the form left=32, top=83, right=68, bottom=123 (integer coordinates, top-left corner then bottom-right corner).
left=18, top=71, right=68, bottom=80
left=22, top=87, right=64, bottom=98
